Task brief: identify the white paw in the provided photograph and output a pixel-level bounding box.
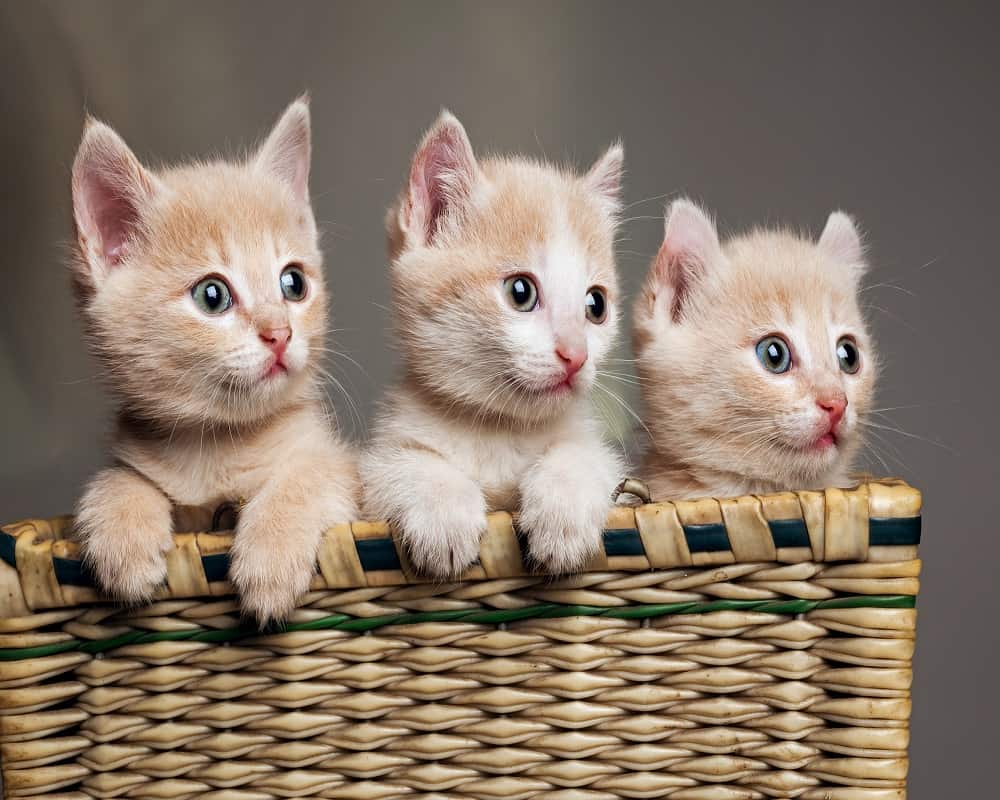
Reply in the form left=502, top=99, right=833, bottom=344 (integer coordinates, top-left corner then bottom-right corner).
left=398, top=491, right=487, bottom=579
left=75, top=472, right=173, bottom=603
left=87, top=528, right=173, bottom=603
left=229, top=521, right=318, bottom=625
left=520, top=486, right=610, bottom=575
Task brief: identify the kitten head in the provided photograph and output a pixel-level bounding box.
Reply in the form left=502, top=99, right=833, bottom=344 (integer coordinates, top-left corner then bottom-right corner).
left=634, top=199, right=876, bottom=491
left=71, top=97, right=328, bottom=428
left=387, top=111, right=624, bottom=425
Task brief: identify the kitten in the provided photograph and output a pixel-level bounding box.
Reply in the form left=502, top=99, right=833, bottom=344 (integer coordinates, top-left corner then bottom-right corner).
left=633, top=198, right=876, bottom=500
left=361, top=112, right=626, bottom=577
left=70, top=97, right=358, bottom=623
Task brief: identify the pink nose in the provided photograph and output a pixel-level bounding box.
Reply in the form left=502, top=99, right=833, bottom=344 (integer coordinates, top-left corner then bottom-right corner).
left=817, top=395, right=847, bottom=428
left=556, top=344, right=587, bottom=379
left=259, top=326, right=292, bottom=357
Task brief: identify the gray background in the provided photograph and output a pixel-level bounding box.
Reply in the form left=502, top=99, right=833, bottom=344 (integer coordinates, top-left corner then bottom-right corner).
left=0, top=1, right=995, bottom=795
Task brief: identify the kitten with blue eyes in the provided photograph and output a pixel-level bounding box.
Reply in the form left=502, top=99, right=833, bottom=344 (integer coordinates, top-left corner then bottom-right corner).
left=633, top=198, right=876, bottom=499
left=70, top=98, right=358, bottom=623
left=361, top=112, right=626, bottom=576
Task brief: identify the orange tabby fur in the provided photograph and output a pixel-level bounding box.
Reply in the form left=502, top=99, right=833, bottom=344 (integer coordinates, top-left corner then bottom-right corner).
left=362, top=112, right=626, bottom=576
left=634, top=199, right=876, bottom=500
left=70, top=98, right=358, bottom=623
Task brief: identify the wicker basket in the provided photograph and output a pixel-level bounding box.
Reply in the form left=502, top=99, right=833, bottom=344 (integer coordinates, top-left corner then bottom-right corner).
left=0, top=479, right=920, bottom=799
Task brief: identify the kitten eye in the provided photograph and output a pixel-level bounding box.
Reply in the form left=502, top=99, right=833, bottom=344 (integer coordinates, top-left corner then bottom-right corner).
left=837, top=336, right=861, bottom=374
left=191, top=277, right=233, bottom=315
left=585, top=287, right=608, bottom=324
left=504, top=275, right=538, bottom=311
left=755, top=335, right=792, bottom=374
left=280, top=265, right=308, bottom=302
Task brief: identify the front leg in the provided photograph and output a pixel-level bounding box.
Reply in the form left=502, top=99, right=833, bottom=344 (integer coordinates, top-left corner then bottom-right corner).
left=76, top=466, right=174, bottom=602
left=360, top=445, right=487, bottom=579
left=519, top=437, right=624, bottom=574
left=229, top=441, right=359, bottom=625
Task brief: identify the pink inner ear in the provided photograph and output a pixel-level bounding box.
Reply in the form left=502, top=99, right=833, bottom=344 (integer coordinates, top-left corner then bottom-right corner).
left=665, top=216, right=716, bottom=270
left=83, top=175, right=141, bottom=264
left=653, top=204, right=719, bottom=321
left=652, top=241, right=693, bottom=322
left=414, top=147, right=449, bottom=240
left=408, top=126, right=474, bottom=245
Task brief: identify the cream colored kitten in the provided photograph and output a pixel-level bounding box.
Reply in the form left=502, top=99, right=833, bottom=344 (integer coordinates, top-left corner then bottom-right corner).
left=361, top=112, right=625, bottom=577
left=634, top=198, right=876, bottom=500
left=71, top=98, right=358, bottom=623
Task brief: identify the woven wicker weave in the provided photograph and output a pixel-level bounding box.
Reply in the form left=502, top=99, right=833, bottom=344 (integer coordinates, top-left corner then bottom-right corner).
left=0, top=479, right=920, bottom=799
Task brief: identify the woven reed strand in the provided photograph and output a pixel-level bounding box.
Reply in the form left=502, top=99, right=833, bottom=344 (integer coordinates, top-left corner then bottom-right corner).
left=0, top=563, right=918, bottom=799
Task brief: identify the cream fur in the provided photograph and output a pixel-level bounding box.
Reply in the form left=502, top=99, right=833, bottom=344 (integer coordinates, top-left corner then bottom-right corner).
left=70, top=98, right=358, bottom=623
left=634, top=199, right=877, bottom=500
left=362, top=112, right=626, bottom=576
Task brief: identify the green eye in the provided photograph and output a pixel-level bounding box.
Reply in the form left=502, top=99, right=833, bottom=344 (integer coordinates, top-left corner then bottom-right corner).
left=837, top=336, right=861, bottom=374
left=280, top=265, right=308, bottom=301
left=504, top=275, right=538, bottom=311
left=755, top=335, right=792, bottom=373
left=191, top=277, right=232, bottom=315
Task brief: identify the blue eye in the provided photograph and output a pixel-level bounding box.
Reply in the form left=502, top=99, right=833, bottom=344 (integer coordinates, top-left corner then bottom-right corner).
left=755, top=335, right=791, bottom=373
left=504, top=275, right=538, bottom=311
left=191, top=277, right=232, bottom=315
left=280, top=265, right=308, bottom=301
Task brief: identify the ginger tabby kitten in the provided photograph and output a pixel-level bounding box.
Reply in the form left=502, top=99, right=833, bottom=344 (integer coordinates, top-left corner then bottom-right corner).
left=634, top=198, right=876, bottom=500
left=362, top=112, right=626, bottom=577
left=70, top=98, right=358, bottom=623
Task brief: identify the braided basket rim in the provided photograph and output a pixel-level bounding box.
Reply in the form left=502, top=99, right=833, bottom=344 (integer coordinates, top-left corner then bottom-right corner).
left=0, top=478, right=920, bottom=617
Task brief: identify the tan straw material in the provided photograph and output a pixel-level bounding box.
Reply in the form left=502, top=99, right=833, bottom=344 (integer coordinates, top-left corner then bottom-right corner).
left=0, top=479, right=920, bottom=798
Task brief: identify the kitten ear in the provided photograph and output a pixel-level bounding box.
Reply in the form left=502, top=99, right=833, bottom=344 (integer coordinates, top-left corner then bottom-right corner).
left=584, top=141, right=624, bottom=215
left=72, top=118, right=161, bottom=285
left=649, top=198, right=722, bottom=321
left=255, top=95, right=311, bottom=205
left=401, top=110, right=480, bottom=248
left=818, top=211, right=866, bottom=275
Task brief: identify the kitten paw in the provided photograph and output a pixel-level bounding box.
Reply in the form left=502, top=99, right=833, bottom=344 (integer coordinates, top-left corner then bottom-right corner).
left=231, top=450, right=358, bottom=625
left=399, top=492, right=487, bottom=579
left=229, top=530, right=316, bottom=626
left=520, top=484, right=610, bottom=575
left=85, top=535, right=170, bottom=602
left=362, top=447, right=489, bottom=579
left=75, top=469, right=173, bottom=603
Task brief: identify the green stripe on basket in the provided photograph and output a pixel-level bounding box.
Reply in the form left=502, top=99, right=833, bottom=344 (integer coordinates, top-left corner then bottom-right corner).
left=603, top=529, right=646, bottom=557
left=870, top=516, right=921, bottom=546
left=0, top=531, right=16, bottom=569
left=52, top=556, right=95, bottom=586
left=767, top=518, right=811, bottom=548
left=0, top=514, right=922, bottom=588
left=202, top=553, right=230, bottom=583
left=355, top=537, right=401, bottom=571
left=683, top=523, right=731, bottom=553
left=0, top=594, right=916, bottom=661
left=356, top=527, right=652, bottom=570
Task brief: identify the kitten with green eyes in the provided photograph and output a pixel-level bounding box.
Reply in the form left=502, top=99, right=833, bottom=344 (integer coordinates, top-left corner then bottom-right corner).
left=633, top=198, right=876, bottom=500
left=70, top=98, right=358, bottom=623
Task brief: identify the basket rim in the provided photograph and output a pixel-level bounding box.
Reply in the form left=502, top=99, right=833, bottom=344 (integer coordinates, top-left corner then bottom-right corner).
left=0, top=479, right=921, bottom=617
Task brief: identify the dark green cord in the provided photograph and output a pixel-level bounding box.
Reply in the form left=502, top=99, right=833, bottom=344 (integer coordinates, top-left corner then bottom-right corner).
left=0, top=595, right=915, bottom=662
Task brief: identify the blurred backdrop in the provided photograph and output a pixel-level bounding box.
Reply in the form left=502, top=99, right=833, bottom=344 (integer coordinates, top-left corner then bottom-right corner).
left=1, top=2, right=996, bottom=795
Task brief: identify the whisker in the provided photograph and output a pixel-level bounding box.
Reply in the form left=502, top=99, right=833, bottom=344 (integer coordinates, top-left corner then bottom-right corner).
left=621, top=192, right=671, bottom=212
left=592, top=381, right=652, bottom=440
left=857, top=419, right=956, bottom=453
